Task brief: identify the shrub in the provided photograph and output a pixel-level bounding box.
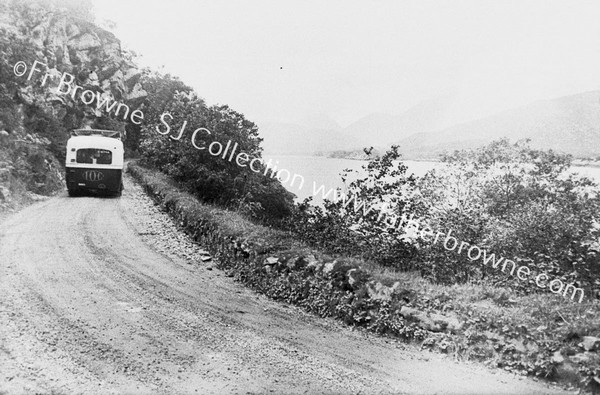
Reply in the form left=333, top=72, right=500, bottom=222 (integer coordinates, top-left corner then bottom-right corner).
left=138, top=72, right=294, bottom=221
left=417, top=139, right=600, bottom=294
left=283, top=146, right=420, bottom=268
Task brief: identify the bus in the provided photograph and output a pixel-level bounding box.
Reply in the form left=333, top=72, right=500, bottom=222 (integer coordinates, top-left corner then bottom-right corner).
left=65, top=129, right=124, bottom=197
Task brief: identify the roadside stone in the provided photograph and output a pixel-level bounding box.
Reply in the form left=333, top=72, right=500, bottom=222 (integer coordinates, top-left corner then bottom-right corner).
left=366, top=281, right=400, bottom=302
left=322, top=260, right=340, bottom=276
left=264, top=257, right=278, bottom=265
left=551, top=350, right=564, bottom=364
left=347, top=269, right=369, bottom=290
left=570, top=352, right=591, bottom=364
left=582, top=336, right=600, bottom=351
left=400, top=306, right=463, bottom=333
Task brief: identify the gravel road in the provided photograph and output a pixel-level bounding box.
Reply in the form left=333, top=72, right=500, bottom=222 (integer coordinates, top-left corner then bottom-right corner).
left=0, top=173, right=568, bottom=394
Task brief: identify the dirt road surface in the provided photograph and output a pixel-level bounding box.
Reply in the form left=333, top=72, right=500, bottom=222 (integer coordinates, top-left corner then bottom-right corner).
left=0, top=173, right=568, bottom=394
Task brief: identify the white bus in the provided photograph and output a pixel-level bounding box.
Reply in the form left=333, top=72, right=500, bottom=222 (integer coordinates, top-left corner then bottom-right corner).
left=65, top=129, right=124, bottom=197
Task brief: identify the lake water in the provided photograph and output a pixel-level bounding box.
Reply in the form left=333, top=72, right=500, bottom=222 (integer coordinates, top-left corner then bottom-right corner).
left=263, top=155, right=439, bottom=203
left=264, top=155, right=600, bottom=204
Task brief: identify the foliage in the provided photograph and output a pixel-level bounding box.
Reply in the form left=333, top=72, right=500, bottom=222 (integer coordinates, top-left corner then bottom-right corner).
left=284, top=146, right=420, bottom=268
left=417, top=139, right=600, bottom=293
left=138, top=71, right=294, bottom=220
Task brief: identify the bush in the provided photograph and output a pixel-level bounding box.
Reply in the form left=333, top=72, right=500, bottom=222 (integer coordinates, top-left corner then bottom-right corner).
left=138, top=72, right=294, bottom=221
left=283, top=146, right=420, bottom=268
left=417, top=139, right=600, bottom=294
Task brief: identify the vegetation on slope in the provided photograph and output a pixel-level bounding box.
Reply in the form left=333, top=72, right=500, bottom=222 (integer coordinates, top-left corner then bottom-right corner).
left=135, top=71, right=295, bottom=220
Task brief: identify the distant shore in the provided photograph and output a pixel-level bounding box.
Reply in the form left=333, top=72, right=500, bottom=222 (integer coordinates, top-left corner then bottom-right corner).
left=572, top=161, right=600, bottom=168
left=267, top=152, right=600, bottom=168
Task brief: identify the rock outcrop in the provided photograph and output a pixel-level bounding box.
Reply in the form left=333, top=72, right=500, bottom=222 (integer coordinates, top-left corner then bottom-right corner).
left=0, top=0, right=146, bottom=208
left=0, top=0, right=145, bottom=126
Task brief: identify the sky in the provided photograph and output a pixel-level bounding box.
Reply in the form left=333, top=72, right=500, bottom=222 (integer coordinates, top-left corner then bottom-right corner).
left=92, top=0, right=600, bottom=129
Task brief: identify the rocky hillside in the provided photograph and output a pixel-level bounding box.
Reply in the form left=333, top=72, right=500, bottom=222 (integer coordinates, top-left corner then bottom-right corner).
left=0, top=0, right=145, bottom=210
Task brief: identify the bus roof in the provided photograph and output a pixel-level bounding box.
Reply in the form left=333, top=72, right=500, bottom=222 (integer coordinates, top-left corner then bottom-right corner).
left=71, top=129, right=122, bottom=140
left=67, top=135, right=124, bottom=151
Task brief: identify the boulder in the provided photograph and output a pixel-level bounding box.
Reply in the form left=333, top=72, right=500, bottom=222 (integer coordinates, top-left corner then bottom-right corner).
left=87, top=71, right=100, bottom=86
left=366, top=281, right=400, bottom=302
left=264, top=256, right=279, bottom=265
left=124, top=82, right=147, bottom=101
left=551, top=350, right=564, bottom=364
left=68, top=32, right=102, bottom=50
left=399, top=306, right=463, bottom=333
left=123, top=68, right=141, bottom=82
left=347, top=268, right=369, bottom=290
left=582, top=336, right=600, bottom=351
left=322, top=260, right=338, bottom=276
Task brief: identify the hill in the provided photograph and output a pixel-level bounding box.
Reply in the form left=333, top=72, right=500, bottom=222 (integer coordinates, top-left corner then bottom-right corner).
left=308, top=91, right=600, bottom=160
left=341, top=96, right=452, bottom=147
left=394, top=91, right=600, bottom=159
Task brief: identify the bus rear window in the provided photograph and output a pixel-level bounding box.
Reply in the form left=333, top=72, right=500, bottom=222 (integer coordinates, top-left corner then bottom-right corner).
left=76, top=149, right=112, bottom=165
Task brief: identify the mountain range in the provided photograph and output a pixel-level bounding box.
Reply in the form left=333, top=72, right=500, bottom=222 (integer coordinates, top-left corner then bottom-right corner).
left=259, top=91, right=600, bottom=160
